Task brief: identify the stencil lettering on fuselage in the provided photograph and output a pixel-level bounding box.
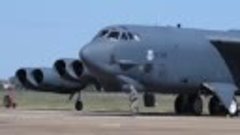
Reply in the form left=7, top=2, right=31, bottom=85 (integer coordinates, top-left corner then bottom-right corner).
left=147, top=49, right=155, bottom=61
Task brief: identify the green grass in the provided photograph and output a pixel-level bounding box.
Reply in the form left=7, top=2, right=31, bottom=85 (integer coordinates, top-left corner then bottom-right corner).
left=0, top=89, right=215, bottom=114
left=0, top=89, right=176, bottom=112
left=0, top=90, right=73, bottom=110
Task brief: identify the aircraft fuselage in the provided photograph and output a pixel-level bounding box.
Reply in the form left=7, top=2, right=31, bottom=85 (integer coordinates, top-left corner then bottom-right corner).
left=81, top=25, right=239, bottom=94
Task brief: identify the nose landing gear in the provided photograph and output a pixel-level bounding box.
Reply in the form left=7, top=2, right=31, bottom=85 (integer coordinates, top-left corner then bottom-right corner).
left=143, top=92, right=156, bottom=107
left=74, top=92, right=83, bottom=111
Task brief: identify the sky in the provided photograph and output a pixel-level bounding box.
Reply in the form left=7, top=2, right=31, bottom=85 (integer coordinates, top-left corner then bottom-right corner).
left=0, top=0, right=240, bottom=79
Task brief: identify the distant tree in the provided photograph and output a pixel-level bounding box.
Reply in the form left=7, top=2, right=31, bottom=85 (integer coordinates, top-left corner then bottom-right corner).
left=0, top=79, right=7, bottom=90
left=0, top=82, right=3, bottom=90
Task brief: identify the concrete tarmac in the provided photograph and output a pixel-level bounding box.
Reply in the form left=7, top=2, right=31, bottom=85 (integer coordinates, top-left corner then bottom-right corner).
left=0, top=109, right=240, bottom=135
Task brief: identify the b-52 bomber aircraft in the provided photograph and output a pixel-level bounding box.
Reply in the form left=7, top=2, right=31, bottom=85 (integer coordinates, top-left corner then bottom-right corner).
left=16, top=24, right=240, bottom=116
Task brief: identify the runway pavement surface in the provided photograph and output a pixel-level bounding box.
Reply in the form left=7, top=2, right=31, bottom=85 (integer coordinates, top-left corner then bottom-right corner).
left=0, top=109, right=240, bottom=135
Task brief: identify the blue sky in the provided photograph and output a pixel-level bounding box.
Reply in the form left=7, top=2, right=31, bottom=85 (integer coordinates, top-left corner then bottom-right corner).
left=0, top=0, right=239, bottom=79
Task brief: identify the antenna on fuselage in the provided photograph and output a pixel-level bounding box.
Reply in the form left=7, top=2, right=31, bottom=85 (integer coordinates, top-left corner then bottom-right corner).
left=177, top=23, right=182, bottom=28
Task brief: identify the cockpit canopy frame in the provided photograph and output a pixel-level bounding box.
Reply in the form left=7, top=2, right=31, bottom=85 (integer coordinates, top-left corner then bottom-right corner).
left=96, top=27, right=141, bottom=42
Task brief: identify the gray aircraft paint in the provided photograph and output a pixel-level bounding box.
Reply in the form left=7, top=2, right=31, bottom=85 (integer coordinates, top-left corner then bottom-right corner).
left=16, top=67, right=83, bottom=94
left=80, top=25, right=240, bottom=111
left=54, top=58, right=100, bottom=89
left=81, top=25, right=235, bottom=92
left=54, top=58, right=84, bottom=81
left=16, top=68, right=38, bottom=89
left=15, top=24, right=240, bottom=114
left=31, top=68, right=83, bottom=93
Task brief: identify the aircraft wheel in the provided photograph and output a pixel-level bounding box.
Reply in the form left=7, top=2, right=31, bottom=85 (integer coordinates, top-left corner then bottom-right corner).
left=208, top=96, right=227, bottom=116
left=189, top=95, right=203, bottom=116
left=175, top=94, right=188, bottom=114
left=175, top=94, right=203, bottom=116
left=75, top=101, right=83, bottom=111
left=143, top=92, right=155, bottom=107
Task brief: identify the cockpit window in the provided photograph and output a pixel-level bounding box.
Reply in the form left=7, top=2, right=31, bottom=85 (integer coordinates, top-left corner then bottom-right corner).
left=121, top=33, right=128, bottom=40
left=99, top=30, right=109, bottom=37
left=127, top=32, right=141, bottom=41
left=127, top=32, right=134, bottom=40
left=96, top=28, right=141, bottom=42
left=108, top=31, right=120, bottom=40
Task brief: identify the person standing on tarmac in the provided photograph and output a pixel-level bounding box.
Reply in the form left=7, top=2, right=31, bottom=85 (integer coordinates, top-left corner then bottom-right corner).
left=2, top=83, right=17, bottom=109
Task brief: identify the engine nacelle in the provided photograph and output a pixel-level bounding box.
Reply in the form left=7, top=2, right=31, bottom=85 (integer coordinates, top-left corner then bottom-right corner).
left=31, top=68, right=83, bottom=94
left=15, top=68, right=38, bottom=89
left=54, top=58, right=84, bottom=81
left=54, top=58, right=101, bottom=91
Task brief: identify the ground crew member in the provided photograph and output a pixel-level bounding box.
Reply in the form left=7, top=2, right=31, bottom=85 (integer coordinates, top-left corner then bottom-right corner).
left=3, top=83, right=17, bottom=108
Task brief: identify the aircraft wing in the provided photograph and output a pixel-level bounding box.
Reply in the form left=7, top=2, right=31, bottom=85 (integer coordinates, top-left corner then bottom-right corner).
left=209, top=36, right=240, bottom=45
left=209, top=36, right=240, bottom=86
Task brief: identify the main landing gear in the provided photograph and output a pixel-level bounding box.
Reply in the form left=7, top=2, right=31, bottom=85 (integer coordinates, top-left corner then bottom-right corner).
left=208, top=96, right=238, bottom=116
left=174, top=94, right=203, bottom=116
left=174, top=94, right=238, bottom=116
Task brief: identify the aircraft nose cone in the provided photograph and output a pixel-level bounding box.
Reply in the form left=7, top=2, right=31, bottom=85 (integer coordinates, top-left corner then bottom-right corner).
left=80, top=43, right=113, bottom=75
left=80, top=45, right=92, bottom=65
left=80, top=44, right=100, bottom=68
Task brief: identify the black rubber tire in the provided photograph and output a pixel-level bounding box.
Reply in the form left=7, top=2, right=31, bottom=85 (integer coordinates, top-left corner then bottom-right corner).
left=189, top=95, right=203, bottom=116
left=174, top=95, right=186, bottom=115
left=75, top=101, right=83, bottom=111
left=208, top=96, right=227, bottom=116
left=175, top=94, right=203, bottom=116
left=143, top=93, right=155, bottom=107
